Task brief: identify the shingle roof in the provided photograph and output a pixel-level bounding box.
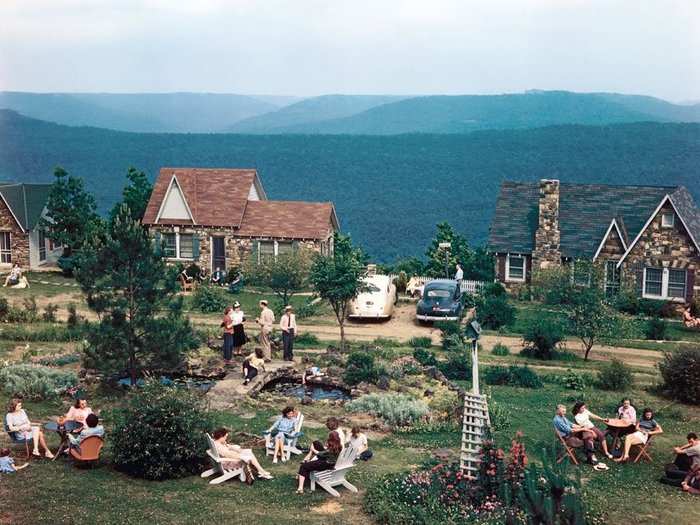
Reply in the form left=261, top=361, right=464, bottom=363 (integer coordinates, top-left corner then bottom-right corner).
left=670, top=187, right=700, bottom=249
left=236, top=200, right=338, bottom=239
left=488, top=181, right=693, bottom=258
left=0, top=182, right=52, bottom=231
left=142, top=168, right=266, bottom=227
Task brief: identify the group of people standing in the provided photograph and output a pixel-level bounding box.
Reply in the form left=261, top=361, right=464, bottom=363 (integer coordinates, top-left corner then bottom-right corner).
left=221, top=300, right=297, bottom=375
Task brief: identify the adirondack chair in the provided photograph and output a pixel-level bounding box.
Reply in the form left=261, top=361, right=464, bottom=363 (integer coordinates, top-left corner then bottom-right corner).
left=200, top=433, right=246, bottom=485
left=264, top=413, right=304, bottom=461
left=179, top=274, right=195, bottom=293
left=69, top=436, right=104, bottom=467
left=310, top=445, right=359, bottom=497
left=4, top=414, right=31, bottom=459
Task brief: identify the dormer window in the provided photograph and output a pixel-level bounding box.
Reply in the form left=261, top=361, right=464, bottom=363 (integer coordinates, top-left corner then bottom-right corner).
left=661, top=212, right=674, bottom=228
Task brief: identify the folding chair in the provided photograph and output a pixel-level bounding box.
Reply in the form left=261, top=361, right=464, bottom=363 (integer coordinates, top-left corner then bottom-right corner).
left=632, top=435, right=654, bottom=463
left=555, top=429, right=583, bottom=466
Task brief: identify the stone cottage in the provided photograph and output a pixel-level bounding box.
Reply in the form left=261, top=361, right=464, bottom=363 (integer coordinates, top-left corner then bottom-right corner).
left=488, top=179, right=700, bottom=302
left=0, top=182, right=62, bottom=270
left=141, top=167, right=339, bottom=271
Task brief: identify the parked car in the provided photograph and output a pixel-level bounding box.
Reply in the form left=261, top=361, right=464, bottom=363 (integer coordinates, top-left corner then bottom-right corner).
left=416, top=279, right=464, bottom=322
left=349, top=274, right=397, bottom=320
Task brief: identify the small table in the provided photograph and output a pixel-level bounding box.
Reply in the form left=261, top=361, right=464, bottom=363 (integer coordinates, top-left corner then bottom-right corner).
left=605, top=418, right=636, bottom=451
left=45, top=420, right=83, bottom=460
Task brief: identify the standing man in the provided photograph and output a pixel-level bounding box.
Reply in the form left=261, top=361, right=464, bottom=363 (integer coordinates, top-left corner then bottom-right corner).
left=280, top=305, right=297, bottom=362
left=454, top=263, right=463, bottom=282
left=256, top=300, right=275, bottom=362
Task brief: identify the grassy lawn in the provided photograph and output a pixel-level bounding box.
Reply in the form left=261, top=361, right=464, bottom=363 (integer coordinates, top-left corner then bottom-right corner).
left=1, top=271, right=81, bottom=298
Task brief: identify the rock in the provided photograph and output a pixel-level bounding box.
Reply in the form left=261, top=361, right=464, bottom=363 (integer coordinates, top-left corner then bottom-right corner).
left=433, top=448, right=456, bottom=462
left=424, top=388, right=435, bottom=397
left=377, top=376, right=391, bottom=390
left=302, top=395, right=313, bottom=405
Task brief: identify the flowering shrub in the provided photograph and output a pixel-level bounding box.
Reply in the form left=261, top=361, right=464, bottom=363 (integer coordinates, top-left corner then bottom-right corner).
left=346, top=393, right=429, bottom=426
left=0, top=364, right=78, bottom=400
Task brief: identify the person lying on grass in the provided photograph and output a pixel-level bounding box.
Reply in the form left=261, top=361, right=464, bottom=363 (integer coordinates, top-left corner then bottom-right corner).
left=268, top=406, right=298, bottom=464
left=296, top=430, right=342, bottom=494
left=614, top=407, right=663, bottom=463
left=553, top=404, right=607, bottom=469
left=681, top=464, right=700, bottom=495
left=0, top=447, right=28, bottom=473
left=212, top=427, right=273, bottom=480
left=572, top=401, right=613, bottom=459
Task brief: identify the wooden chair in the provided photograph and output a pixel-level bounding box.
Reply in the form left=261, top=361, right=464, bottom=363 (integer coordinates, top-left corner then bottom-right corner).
left=200, top=434, right=246, bottom=485
left=263, top=413, right=305, bottom=461
left=310, top=445, right=359, bottom=497
left=69, top=436, right=104, bottom=467
left=3, top=414, right=31, bottom=460
left=179, top=274, right=195, bottom=293
left=632, top=435, right=654, bottom=463
left=555, top=429, right=583, bottom=466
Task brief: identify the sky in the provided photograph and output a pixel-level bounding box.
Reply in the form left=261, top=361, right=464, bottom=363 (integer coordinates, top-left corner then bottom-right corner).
left=1, top=0, right=699, bottom=102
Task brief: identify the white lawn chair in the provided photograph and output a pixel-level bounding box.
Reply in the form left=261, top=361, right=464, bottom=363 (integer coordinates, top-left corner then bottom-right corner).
left=264, top=413, right=304, bottom=461
left=200, top=433, right=246, bottom=485
left=310, top=445, right=359, bottom=497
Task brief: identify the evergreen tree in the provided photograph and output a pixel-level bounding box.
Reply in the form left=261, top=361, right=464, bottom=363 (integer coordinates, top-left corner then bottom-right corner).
left=109, top=167, right=153, bottom=222
left=424, top=222, right=472, bottom=278
left=76, top=203, right=198, bottom=384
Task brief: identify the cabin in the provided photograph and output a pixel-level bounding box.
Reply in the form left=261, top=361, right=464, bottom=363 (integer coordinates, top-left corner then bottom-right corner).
left=488, top=179, right=700, bottom=302
left=0, top=182, right=62, bottom=270
left=141, top=167, right=339, bottom=272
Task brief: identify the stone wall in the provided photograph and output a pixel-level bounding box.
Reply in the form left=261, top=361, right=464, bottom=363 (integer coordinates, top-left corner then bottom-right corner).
left=532, top=179, right=561, bottom=271
left=620, top=202, right=700, bottom=301
left=0, top=198, right=29, bottom=268
left=597, top=223, right=626, bottom=260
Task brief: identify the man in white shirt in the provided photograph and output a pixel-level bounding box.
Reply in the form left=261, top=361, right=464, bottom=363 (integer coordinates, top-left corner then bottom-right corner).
left=279, top=305, right=297, bottom=361
left=256, top=300, right=275, bottom=362
left=454, top=263, right=463, bottom=282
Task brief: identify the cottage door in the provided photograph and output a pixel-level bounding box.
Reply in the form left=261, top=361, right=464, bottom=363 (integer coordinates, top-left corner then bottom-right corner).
left=212, top=237, right=226, bottom=272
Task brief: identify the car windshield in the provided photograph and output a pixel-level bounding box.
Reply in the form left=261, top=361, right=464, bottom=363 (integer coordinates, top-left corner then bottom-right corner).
left=363, top=283, right=381, bottom=293
left=426, top=289, right=451, bottom=298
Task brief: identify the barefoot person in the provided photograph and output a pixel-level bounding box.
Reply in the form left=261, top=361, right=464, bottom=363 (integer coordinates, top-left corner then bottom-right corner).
left=296, top=430, right=342, bottom=494
left=5, top=399, right=54, bottom=458
left=572, top=401, right=612, bottom=459
left=3, top=263, right=22, bottom=287
left=212, top=427, right=273, bottom=480
left=256, top=300, right=275, bottom=362
left=615, top=407, right=663, bottom=462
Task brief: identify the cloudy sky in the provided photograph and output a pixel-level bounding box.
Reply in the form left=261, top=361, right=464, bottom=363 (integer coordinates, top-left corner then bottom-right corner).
left=1, top=0, right=698, bottom=101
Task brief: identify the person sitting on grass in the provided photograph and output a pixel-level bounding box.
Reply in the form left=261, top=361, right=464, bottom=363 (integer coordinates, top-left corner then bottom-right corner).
left=296, top=430, right=342, bottom=494
left=242, top=347, right=265, bottom=385
left=572, top=401, right=613, bottom=459
left=674, top=432, right=700, bottom=470
left=3, top=263, right=22, bottom=287
left=553, top=404, right=605, bottom=469
left=615, top=407, right=663, bottom=463
left=349, top=426, right=372, bottom=461
left=68, top=413, right=104, bottom=449
left=682, top=305, right=700, bottom=328
left=681, top=464, right=700, bottom=495
left=5, top=399, right=54, bottom=459
left=268, top=406, right=298, bottom=464
left=0, top=447, right=28, bottom=473
left=212, top=427, right=273, bottom=480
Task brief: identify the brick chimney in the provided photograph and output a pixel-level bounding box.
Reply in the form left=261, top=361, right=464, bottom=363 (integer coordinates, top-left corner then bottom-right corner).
left=532, top=179, right=561, bottom=270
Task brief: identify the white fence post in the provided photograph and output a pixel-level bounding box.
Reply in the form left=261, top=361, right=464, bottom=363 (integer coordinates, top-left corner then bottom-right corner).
left=385, top=274, right=485, bottom=295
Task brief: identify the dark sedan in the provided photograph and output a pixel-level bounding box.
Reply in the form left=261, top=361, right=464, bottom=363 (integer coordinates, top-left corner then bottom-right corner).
left=416, top=279, right=464, bottom=322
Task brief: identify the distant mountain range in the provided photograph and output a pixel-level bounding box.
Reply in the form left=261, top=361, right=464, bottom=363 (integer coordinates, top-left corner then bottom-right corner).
left=1, top=109, right=698, bottom=261
left=2, top=90, right=699, bottom=135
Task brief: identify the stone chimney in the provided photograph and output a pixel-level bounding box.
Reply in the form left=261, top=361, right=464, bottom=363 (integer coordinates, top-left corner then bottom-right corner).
left=532, top=179, right=561, bottom=270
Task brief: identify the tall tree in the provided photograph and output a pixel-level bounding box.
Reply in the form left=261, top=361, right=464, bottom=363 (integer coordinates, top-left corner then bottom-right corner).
left=110, top=167, right=153, bottom=222
left=309, top=233, right=367, bottom=349
left=40, top=166, right=102, bottom=258
left=424, top=222, right=472, bottom=278
left=77, top=203, right=198, bottom=384
left=244, top=248, right=312, bottom=306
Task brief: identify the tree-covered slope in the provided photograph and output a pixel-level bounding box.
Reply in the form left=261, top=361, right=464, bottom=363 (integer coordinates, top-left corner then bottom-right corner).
left=1, top=110, right=698, bottom=261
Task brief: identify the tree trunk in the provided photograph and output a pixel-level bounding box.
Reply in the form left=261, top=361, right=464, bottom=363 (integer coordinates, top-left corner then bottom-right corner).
left=584, top=340, right=593, bottom=360
left=339, top=321, right=345, bottom=350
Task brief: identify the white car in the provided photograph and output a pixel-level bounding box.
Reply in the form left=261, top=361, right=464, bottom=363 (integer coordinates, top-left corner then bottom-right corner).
left=349, top=275, right=397, bottom=320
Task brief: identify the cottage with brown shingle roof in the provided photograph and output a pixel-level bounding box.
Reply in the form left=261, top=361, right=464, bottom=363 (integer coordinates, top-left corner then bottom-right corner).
left=142, top=167, right=339, bottom=271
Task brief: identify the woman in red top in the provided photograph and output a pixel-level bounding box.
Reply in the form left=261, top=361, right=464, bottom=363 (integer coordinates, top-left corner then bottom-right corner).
left=222, top=306, right=234, bottom=365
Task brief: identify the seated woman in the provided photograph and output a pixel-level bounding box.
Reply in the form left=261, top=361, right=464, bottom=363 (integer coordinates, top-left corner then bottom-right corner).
left=65, top=398, right=94, bottom=426
left=3, top=263, right=22, bottom=287
left=683, top=305, right=700, bottom=328
left=242, top=348, right=265, bottom=386
left=615, top=407, right=663, bottom=462
left=572, top=401, right=612, bottom=459
left=212, top=427, right=272, bottom=480
left=348, top=426, right=372, bottom=461
left=268, top=406, right=298, bottom=464
left=68, top=413, right=104, bottom=448
left=5, top=399, right=54, bottom=458
left=326, top=417, right=346, bottom=446
left=296, top=430, right=342, bottom=494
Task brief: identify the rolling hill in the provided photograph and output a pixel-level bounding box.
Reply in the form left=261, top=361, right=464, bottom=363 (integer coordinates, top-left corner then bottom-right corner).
left=1, top=109, right=698, bottom=261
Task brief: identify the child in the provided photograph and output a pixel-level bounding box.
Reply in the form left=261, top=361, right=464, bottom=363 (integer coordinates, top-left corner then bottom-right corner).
left=0, top=448, right=28, bottom=473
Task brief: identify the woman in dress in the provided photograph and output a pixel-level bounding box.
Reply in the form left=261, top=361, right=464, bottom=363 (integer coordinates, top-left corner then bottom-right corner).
left=615, top=407, right=664, bottom=462
left=297, top=430, right=342, bottom=494
left=221, top=306, right=234, bottom=365
left=572, top=401, right=612, bottom=459
left=211, top=427, right=273, bottom=480
left=231, top=302, right=247, bottom=356
left=5, top=399, right=54, bottom=458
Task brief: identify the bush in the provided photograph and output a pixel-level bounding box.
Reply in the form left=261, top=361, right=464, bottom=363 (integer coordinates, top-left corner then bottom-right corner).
left=597, top=359, right=634, bottom=391
left=22, top=296, right=39, bottom=322
left=394, top=271, right=408, bottom=293
left=483, top=365, right=543, bottom=388
left=191, top=284, right=227, bottom=313
left=491, top=342, right=510, bottom=356
left=436, top=321, right=462, bottom=351
left=0, top=324, right=85, bottom=342
left=438, top=353, right=472, bottom=380
left=346, top=393, right=429, bottom=426
left=0, top=364, right=78, bottom=400
left=66, top=303, right=82, bottom=328
left=645, top=317, right=668, bottom=340
left=0, top=297, right=9, bottom=321
left=343, top=351, right=379, bottom=385
left=560, top=369, right=588, bottom=391
left=409, top=336, right=432, bottom=348
left=479, top=295, right=516, bottom=329
left=111, top=382, right=214, bottom=480
left=659, top=348, right=700, bottom=404
left=482, top=281, right=506, bottom=298
left=57, top=255, right=76, bottom=277
left=412, top=347, right=438, bottom=367
left=295, top=299, right=320, bottom=319
left=294, top=331, right=320, bottom=346
left=42, top=303, right=59, bottom=323
left=521, top=317, right=566, bottom=359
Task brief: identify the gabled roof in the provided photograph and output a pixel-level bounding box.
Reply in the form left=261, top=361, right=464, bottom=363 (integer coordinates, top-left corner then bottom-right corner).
left=488, top=181, right=690, bottom=259
left=0, top=182, right=52, bottom=232
left=142, top=168, right=267, bottom=227
left=236, top=200, right=339, bottom=240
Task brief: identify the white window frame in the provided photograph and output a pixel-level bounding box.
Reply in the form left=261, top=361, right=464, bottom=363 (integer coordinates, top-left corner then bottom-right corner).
left=604, top=260, right=621, bottom=296
left=163, top=230, right=195, bottom=260
left=642, top=266, right=686, bottom=301
left=505, top=254, right=526, bottom=282
left=38, top=230, right=47, bottom=262
left=661, top=212, right=675, bottom=228
left=0, top=232, right=11, bottom=265
left=257, top=240, right=294, bottom=263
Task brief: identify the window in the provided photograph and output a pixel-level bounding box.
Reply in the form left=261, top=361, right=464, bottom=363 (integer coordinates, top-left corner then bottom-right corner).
left=643, top=267, right=687, bottom=300
left=163, top=233, right=177, bottom=258
left=605, top=260, right=621, bottom=297
left=505, top=254, right=525, bottom=282
left=277, top=241, right=293, bottom=255
left=661, top=212, right=675, bottom=228
left=162, top=232, right=196, bottom=260
left=179, top=234, right=194, bottom=259
left=38, top=230, right=47, bottom=262
left=0, top=232, right=10, bottom=264
left=257, top=240, right=295, bottom=262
